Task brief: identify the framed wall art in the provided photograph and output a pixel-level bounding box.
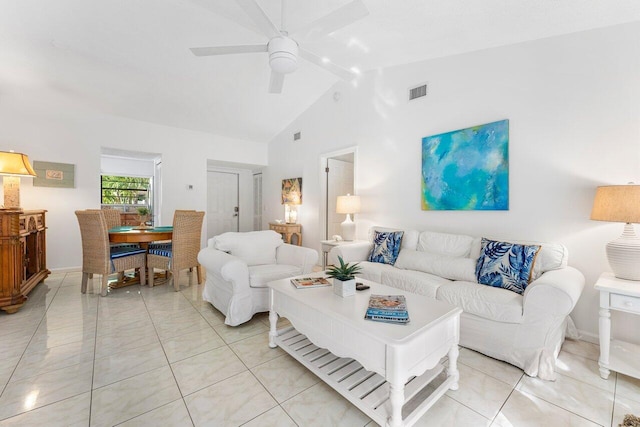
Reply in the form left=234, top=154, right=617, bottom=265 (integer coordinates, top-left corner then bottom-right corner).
left=421, top=119, right=509, bottom=210
left=33, top=161, right=76, bottom=188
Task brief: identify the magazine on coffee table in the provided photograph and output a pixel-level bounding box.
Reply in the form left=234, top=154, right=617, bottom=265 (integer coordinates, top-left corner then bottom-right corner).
left=365, top=294, right=410, bottom=324
left=291, top=277, right=331, bottom=289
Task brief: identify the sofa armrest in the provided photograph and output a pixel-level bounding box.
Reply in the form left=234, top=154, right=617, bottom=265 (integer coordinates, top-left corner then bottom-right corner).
left=197, top=248, right=250, bottom=290
left=522, top=266, right=585, bottom=320
left=328, top=242, right=373, bottom=265
left=276, top=244, right=319, bottom=274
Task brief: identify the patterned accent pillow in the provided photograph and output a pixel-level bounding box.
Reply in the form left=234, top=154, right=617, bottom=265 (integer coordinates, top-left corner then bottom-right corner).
left=368, top=231, right=404, bottom=265
left=475, top=238, right=541, bottom=294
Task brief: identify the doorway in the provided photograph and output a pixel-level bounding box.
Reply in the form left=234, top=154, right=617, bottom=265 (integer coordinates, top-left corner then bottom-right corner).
left=207, top=171, right=239, bottom=239
left=321, top=148, right=357, bottom=240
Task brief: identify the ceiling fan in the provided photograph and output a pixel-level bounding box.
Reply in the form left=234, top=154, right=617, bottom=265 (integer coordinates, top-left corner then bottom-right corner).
left=190, top=0, right=369, bottom=93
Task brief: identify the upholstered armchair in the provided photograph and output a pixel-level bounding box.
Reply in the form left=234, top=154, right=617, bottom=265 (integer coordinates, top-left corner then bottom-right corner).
left=197, top=230, right=318, bottom=326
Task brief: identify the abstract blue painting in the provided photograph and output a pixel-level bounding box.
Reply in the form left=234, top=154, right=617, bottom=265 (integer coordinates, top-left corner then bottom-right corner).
left=421, top=120, right=509, bottom=210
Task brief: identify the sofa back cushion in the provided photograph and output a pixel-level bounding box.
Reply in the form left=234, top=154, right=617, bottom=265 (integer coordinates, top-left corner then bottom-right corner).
left=212, top=230, right=283, bottom=266
left=417, top=231, right=476, bottom=257
left=394, top=249, right=477, bottom=282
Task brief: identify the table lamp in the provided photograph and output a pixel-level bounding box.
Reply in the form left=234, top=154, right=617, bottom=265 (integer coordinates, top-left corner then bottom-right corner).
left=0, top=151, right=37, bottom=209
left=336, top=194, right=361, bottom=241
left=590, top=184, right=640, bottom=280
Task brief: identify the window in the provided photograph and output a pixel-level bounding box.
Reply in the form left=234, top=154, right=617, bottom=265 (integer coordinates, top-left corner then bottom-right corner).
left=101, top=175, right=151, bottom=206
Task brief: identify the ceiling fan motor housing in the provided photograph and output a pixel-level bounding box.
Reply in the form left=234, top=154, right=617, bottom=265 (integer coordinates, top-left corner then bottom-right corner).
left=268, top=36, right=299, bottom=74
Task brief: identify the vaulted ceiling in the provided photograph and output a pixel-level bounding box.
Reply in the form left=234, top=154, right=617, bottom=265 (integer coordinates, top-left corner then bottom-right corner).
left=1, top=0, right=639, bottom=143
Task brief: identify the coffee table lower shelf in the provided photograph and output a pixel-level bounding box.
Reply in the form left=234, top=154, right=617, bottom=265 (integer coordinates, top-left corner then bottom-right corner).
left=273, top=326, right=454, bottom=427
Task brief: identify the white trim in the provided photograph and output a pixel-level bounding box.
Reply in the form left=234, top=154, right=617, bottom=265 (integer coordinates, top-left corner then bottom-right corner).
left=319, top=146, right=358, bottom=241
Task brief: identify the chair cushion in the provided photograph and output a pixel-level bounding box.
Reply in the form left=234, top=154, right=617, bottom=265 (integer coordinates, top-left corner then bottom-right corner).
left=248, top=264, right=303, bottom=288
left=475, top=238, right=541, bottom=294
left=110, top=244, right=147, bottom=259
left=437, top=281, right=523, bottom=323
left=148, top=243, right=172, bottom=257
left=213, top=230, right=283, bottom=266
left=367, top=230, right=404, bottom=265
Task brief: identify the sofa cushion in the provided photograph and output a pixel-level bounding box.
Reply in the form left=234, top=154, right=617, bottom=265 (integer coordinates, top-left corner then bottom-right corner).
left=368, top=227, right=419, bottom=250
left=357, top=261, right=397, bottom=283
left=394, top=249, right=476, bottom=282
left=213, top=230, right=283, bottom=266
left=437, top=281, right=523, bottom=323
left=368, top=230, right=404, bottom=265
left=475, top=238, right=541, bottom=294
left=248, top=264, right=302, bottom=288
left=381, top=269, right=449, bottom=299
left=417, top=231, right=475, bottom=258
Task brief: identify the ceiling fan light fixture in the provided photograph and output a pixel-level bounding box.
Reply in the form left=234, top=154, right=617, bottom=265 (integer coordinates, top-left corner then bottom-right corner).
left=268, top=37, right=299, bottom=74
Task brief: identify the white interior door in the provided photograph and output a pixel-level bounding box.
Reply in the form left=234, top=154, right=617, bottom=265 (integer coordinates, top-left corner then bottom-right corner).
left=207, top=171, right=239, bottom=238
left=327, top=157, right=354, bottom=239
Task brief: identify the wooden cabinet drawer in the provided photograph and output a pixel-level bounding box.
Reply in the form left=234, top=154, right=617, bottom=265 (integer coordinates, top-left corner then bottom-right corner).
left=271, top=225, right=286, bottom=233
left=611, top=293, right=640, bottom=314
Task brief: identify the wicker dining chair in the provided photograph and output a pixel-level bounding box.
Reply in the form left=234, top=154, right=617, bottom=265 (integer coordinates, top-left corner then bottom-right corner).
left=87, top=209, right=122, bottom=229
left=75, top=210, right=147, bottom=296
left=147, top=210, right=205, bottom=291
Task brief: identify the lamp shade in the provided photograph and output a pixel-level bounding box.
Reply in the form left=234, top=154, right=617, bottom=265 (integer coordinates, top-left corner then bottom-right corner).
left=336, top=194, right=361, bottom=214
left=591, top=185, right=640, bottom=224
left=0, top=151, right=37, bottom=177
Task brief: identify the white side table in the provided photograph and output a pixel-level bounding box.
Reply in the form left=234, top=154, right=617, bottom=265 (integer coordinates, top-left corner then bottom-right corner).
left=595, top=272, right=640, bottom=380
left=320, top=239, right=368, bottom=269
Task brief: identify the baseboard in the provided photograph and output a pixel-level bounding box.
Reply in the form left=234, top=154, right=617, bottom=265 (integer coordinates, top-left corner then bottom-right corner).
left=49, top=266, right=82, bottom=273
left=575, top=329, right=599, bottom=345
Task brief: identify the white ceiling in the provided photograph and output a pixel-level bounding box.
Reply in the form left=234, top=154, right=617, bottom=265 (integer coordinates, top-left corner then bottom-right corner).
left=1, top=0, right=639, bottom=143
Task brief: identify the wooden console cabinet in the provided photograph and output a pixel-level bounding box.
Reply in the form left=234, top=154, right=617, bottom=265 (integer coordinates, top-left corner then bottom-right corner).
left=0, top=209, right=50, bottom=314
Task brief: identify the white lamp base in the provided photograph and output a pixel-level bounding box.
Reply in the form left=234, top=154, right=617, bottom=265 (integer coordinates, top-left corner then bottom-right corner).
left=607, top=223, right=640, bottom=281
left=341, top=214, right=355, bottom=241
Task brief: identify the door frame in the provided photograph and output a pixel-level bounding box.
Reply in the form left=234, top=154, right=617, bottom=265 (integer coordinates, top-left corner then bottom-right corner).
left=319, top=146, right=358, bottom=240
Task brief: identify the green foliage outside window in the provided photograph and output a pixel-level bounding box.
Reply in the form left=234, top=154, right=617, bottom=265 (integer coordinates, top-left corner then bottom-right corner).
left=101, top=175, right=150, bottom=205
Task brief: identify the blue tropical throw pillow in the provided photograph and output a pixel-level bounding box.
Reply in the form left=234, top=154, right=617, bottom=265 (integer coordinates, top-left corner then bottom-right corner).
left=475, top=238, right=541, bottom=294
left=368, top=231, right=404, bottom=265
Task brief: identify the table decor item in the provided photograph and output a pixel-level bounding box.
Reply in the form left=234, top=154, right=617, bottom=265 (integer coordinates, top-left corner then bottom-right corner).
left=290, top=276, right=330, bottom=289
left=364, top=294, right=410, bottom=324
left=327, top=256, right=361, bottom=297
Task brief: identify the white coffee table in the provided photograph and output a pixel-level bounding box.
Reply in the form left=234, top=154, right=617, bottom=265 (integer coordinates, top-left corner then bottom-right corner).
left=268, top=276, right=462, bottom=427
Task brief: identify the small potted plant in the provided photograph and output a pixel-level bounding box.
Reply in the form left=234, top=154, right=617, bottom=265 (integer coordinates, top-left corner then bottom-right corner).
left=136, top=207, right=150, bottom=226
left=326, top=256, right=362, bottom=297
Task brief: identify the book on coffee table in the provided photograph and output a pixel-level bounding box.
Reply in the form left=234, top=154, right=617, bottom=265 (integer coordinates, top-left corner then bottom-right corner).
left=365, top=294, right=410, bottom=324
left=291, top=277, right=331, bottom=289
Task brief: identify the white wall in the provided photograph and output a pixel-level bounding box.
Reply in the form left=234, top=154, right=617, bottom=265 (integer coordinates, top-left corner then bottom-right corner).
left=264, top=22, right=640, bottom=343
left=0, top=95, right=268, bottom=271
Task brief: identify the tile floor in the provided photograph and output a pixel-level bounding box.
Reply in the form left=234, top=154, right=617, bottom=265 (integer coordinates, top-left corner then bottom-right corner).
left=0, top=271, right=639, bottom=426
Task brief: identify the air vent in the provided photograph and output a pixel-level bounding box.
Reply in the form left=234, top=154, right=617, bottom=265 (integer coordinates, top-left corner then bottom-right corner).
left=408, top=84, right=427, bottom=101
left=293, top=131, right=301, bottom=141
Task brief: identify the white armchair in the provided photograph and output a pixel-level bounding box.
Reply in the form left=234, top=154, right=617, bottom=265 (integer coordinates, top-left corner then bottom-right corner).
left=197, top=230, right=318, bottom=326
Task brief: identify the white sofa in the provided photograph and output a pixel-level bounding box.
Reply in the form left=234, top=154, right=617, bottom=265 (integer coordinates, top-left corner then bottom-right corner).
left=197, top=230, right=318, bottom=326
left=330, top=227, right=585, bottom=380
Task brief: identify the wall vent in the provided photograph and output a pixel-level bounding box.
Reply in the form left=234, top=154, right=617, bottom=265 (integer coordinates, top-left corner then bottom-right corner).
left=408, top=84, right=427, bottom=101
left=293, top=131, right=301, bottom=141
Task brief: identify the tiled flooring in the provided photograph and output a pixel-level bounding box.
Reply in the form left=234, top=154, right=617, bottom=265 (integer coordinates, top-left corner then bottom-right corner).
left=0, top=272, right=639, bottom=426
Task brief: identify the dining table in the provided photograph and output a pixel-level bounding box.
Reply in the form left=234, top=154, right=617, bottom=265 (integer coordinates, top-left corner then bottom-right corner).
left=108, top=225, right=173, bottom=248
left=108, top=225, right=173, bottom=288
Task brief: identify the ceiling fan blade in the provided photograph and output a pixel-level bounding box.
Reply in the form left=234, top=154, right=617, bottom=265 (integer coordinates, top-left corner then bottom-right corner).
left=290, top=0, right=369, bottom=39
left=190, top=44, right=267, bottom=56
left=236, top=0, right=281, bottom=39
left=299, top=48, right=356, bottom=81
left=269, top=71, right=285, bottom=94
